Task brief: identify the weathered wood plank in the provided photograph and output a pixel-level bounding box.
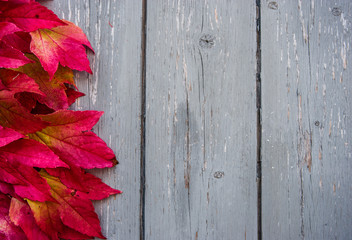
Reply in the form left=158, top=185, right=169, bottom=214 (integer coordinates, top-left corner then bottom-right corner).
left=262, top=0, right=352, bottom=239
left=43, top=1, right=143, bottom=239
left=144, top=1, right=257, bottom=239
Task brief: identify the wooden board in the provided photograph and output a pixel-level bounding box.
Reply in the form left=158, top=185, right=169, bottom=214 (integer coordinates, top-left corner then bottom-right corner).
left=261, top=0, right=352, bottom=239
left=144, top=1, right=258, bottom=239
left=42, top=1, right=143, bottom=239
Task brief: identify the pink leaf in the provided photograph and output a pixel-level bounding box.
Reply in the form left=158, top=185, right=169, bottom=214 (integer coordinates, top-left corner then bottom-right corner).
left=0, top=139, right=68, bottom=168
left=0, top=125, right=23, bottom=147
left=0, top=2, right=65, bottom=32
left=0, top=41, right=31, bottom=68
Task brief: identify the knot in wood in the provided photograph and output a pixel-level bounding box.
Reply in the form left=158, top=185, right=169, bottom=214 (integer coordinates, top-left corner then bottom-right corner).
left=199, top=34, right=215, bottom=49
left=214, top=171, right=224, bottom=179
left=268, top=2, right=278, bottom=10
left=331, top=7, right=342, bottom=16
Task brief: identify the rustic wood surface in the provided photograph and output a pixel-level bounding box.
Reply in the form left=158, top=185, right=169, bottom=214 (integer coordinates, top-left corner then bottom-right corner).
left=144, top=0, right=257, bottom=239
left=262, top=0, right=352, bottom=239
left=43, top=0, right=351, bottom=239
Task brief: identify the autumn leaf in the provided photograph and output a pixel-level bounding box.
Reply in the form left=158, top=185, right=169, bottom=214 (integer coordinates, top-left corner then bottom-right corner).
left=0, top=68, right=43, bottom=95
left=2, top=31, right=31, bottom=52
left=29, top=110, right=117, bottom=169
left=66, top=88, right=85, bottom=106
left=47, top=164, right=121, bottom=200
left=0, top=181, right=14, bottom=195
left=14, top=54, right=75, bottom=110
left=29, top=171, right=104, bottom=239
left=0, top=95, right=48, bottom=134
left=0, top=22, right=21, bottom=40
left=0, top=125, right=23, bottom=147
left=0, top=139, right=68, bottom=168
left=26, top=199, right=64, bottom=240
left=0, top=41, right=31, bottom=68
left=0, top=193, right=27, bottom=240
left=27, top=198, right=93, bottom=240
left=30, top=20, right=92, bottom=78
left=0, top=158, right=54, bottom=202
left=9, top=198, right=49, bottom=240
left=0, top=2, right=65, bottom=32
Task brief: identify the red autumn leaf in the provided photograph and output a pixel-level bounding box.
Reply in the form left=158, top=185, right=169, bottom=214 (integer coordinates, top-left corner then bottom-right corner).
left=29, top=171, right=105, bottom=239
left=0, top=181, right=14, bottom=195
left=9, top=198, right=49, bottom=240
left=0, top=139, right=68, bottom=168
left=0, top=158, right=54, bottom=202
left=30, top=21, right=92, bottom=78
left=29, top=110, right=117, bottom=169
left=0, top=68, right=48, bottom=133
left=0, top=125, right=23, bottom=147
left=27, top=199, right=64, bottom=240
left=76, top=171, right=122, bottom=200
left=0, top=41, right=31, bottom=68
left=0, top=22, right=20, bottom=40
left=0, top=193, right=27, bottom=240
left=8, top=0, right=35, bottom=3
left=0, top=95, right=48, bottom=134
left=47, top=164, right=121, bottom=200
left=0, top=2, right=65, bottom=32
left=66, top=88, right=85, bottom=106
left=27, top=198, right=92, bottom=240
left=0, top=68, right=43, bottom=95
left=54, top=20, right=94, bottom=51
left=2, top=31, right=31, bottom=52
left=14, top=92, right=37, bottom=111
left=14, top=54, right=75, bottom=110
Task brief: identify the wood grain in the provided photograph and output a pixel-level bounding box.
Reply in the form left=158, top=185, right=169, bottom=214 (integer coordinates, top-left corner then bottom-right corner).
left=261, top=0, right=352, bottom=239
left=144, top=1, right=258, bottom=239
left=42, top=1, right=143, bottom=239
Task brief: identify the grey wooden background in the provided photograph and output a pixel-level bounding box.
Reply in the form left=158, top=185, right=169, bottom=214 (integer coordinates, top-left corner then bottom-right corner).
left=43, top=1, right=351, bottom=239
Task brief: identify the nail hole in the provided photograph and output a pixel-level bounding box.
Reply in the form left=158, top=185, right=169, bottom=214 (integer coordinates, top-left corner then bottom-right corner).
left=268, top=2, right=278, bottom=10
left=315, top=121, right=320, bottom=127
left=214, top=171, right=224, bottom=179
left=331, top=7, right=342, bottom=16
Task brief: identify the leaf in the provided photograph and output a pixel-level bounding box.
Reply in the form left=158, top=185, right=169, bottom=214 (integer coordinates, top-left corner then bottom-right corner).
left=26, top=199, right=62, bottom=240
left=14, top=54, right=75, bottom=110
left=66, top=88, right=85, bottom=106
left=14, top=92, right=37, bottom=111
left=0, top=125, right=23, bottom=147
left=0, top=22, right=21, bottom=40
left=0, top=94, right=47, bottom=134
left=47, top=164, right=121, bottom=200
left=0, top=139, right=68, bottom=168
left=0, top=2, right=65, bottom=32
left=42, top=171, right=105, bottom=238
left=9, top=198, right=49, bottom=240
left=2, top=31, right=31, bottom=53
left=27, top=199, right=92, bottom=240
left=29, top=110, right=117, bottom=169
left=0, top=193, right=27, bottom=240
left=0, top=41, right=31, bottom=68
left=30, top=22, right=92, bottom=78
left=0, top=68, right=43, bottom=95
left=0, top=158, right=54, bottom=202
left=75, top=171, right=122, bottom=200
left=0, top=181, right=14, bottom=195
left=53, top=20, right=94, bottom=51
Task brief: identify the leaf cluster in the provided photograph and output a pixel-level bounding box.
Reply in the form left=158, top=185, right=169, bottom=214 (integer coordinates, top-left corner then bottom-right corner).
left=0, top=1, right=121, bottom=239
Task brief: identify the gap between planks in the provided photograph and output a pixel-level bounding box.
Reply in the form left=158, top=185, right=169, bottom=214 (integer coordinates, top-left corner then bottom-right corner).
left=140, top=0, right=147, bottom=240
